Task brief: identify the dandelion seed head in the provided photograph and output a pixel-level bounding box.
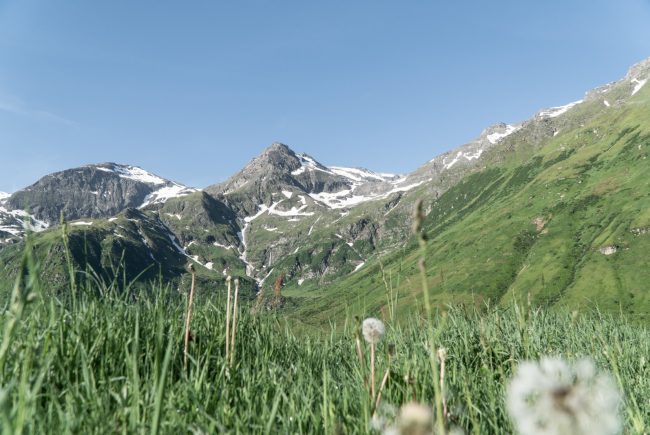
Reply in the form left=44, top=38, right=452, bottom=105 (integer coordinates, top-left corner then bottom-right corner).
left=507, top=357, right=621, bottom=435
left=384, top=402, right=433, bottom=435
left=362, top=317, right=385, bottom=344
left=371, top=402, right=397, bottom=432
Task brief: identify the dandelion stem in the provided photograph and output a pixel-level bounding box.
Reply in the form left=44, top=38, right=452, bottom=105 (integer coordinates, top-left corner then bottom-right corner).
left=370, top=342, right=376, bottom=401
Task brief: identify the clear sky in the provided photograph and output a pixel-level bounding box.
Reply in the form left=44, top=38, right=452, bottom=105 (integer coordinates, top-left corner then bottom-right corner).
left=1, top=0, right=649, bottom=192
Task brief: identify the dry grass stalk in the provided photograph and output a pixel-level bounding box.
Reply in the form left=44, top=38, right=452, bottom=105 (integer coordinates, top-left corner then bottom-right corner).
left=355, top=335, right=365, bottom=380
left=251, top=284, right=266, bottom=316
left=183, top=263, right=196, bottom=369
left=374, top=368, right=390, bottom=411
left=273, top=274, right=283, bottom=307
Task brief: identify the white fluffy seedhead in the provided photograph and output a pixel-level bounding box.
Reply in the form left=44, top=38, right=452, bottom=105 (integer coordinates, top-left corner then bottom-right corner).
left=507, top=357, right=621, bottom=435
left=382, top=402, right=434, bottom=435
left=362, top=317, right=386, bottom=344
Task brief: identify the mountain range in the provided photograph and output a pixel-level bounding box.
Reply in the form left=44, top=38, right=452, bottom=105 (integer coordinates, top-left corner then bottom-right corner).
left=1, top=57, right=649, bottom=322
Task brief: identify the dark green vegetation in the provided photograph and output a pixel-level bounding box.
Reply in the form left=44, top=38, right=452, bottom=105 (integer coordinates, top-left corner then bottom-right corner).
left=1, top=243, right=648, bottom=433
left=0, top=208, right=256, bottom=302
left=288, top=81, right=650, bottom=325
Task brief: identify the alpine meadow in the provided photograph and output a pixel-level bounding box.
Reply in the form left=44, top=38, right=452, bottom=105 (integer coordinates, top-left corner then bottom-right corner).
left=1, top=6, right=650, bottom=434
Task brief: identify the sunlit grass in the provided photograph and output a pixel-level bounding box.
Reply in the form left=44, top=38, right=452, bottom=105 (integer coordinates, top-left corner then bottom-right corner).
left=1, top=240, right=648, bottom=433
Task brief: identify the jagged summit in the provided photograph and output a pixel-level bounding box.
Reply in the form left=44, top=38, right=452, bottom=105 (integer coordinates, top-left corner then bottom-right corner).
left=265, top=141, right=293, bottom=153
left=258, top=142, right=302, bottom=168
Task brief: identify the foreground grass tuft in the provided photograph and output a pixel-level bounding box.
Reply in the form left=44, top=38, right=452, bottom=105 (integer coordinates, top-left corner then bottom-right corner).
left=0, top=247, right=648, bottom=433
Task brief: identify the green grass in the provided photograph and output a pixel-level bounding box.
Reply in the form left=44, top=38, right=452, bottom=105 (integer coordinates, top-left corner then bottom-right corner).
left=1, top=241, right=648, bottom=434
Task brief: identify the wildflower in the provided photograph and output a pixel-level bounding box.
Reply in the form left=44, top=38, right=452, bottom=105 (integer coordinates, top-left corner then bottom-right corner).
left=362, top=317, right=386, bottom=344
left=507, top=357, right=621, bottom=435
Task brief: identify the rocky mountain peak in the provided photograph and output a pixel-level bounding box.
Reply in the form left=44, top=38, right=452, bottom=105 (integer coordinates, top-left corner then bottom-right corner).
left=255, top=142, right=302, bottom=171
left=265, top=141, right=292, bottom=153
left=625, top=56, right=650, bottom=81
left=205, top=143, right=305, bottom=199
left=4, top=162, right=194, bottom=226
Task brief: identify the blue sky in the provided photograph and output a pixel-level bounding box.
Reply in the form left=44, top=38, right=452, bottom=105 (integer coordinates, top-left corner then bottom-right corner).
left=1, top=0, right=649, bottom=192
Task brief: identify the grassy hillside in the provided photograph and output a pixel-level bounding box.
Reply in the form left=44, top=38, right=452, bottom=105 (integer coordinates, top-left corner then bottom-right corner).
left=0, top=245, right=648, bottom=433
left=285, top=81, right=650, bottom=326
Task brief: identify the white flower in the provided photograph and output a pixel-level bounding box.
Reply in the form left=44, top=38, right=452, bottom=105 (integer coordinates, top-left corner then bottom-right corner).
left=507, top=357, right=621, bottom=435
left=362, top=317, right=386, bottom=344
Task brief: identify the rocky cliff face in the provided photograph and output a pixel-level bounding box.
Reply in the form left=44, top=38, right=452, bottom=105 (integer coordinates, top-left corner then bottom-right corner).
left=2, top=163, right=195, bottom=238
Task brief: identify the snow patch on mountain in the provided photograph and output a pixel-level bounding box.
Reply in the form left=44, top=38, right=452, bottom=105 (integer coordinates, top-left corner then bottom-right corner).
left=244, top=200, right=315, bottom=222
left=538, top=100, right=583, bottom=118
left=291, top=154, right=333, bottom=176
left=309, top=190, right=371, bottom=209
left=140, top=184, right=197, bottom=208
left=443, top=150, right=484, bottom=170
left=329, top=166, right=397, bottom=183
left=486, top=124, right=521, bottom=144
left=161, top=224, right=188, bottom=256
left=290, top=154, right=399, bottom=186
left=309, top=180, right=424, bottom=209
left=0, top=205, right=50, bottom=237
left=92, top=163, right=196, bottom=207
left=0, top=192, right=10, bottom=203
left=95, top=164, right=167, bottom=185
left=631, top=78, right=647, bottom=96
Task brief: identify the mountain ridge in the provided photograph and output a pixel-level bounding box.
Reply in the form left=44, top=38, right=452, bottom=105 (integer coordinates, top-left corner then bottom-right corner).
left=1, top=56, right=649, bottom=318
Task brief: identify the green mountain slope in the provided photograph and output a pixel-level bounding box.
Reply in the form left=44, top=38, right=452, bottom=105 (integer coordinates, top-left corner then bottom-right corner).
left=0, top=207, right=254, bottom=301
left=285, top=70, right=650, bottom=325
